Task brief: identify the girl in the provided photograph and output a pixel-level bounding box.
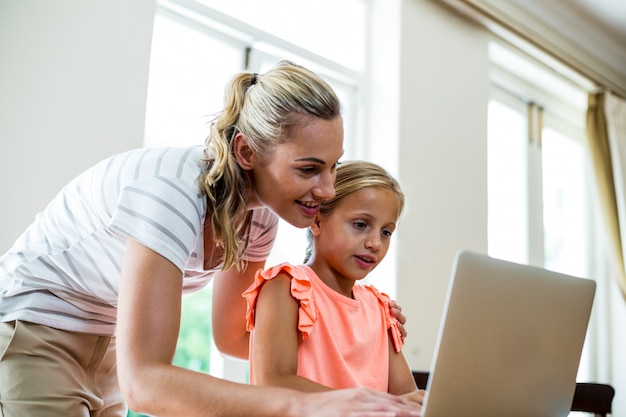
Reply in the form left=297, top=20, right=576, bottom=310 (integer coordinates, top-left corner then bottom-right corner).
left=0, top=62, right=415, bottom=417
left=245, top=161, right=423, bottom=409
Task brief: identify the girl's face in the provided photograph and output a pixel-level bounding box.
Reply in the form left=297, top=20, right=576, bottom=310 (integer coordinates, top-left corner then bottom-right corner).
left=308, top=187, right=401, bottom=297
left=245, top=115, right=344, bottom=228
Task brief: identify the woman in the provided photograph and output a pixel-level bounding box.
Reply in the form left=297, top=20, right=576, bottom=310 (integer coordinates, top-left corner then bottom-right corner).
left=0, top=61, right=416, bottom=417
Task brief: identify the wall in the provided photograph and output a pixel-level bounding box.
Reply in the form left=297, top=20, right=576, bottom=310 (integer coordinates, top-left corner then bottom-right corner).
left=368, top=0, right=489, bottom=371
left=379, top=2, right=625, bottom=415
left=0, top=0, right=155, bottom=253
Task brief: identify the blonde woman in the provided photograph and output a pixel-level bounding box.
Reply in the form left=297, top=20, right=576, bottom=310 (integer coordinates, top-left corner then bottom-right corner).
left=0, top=61, right=414, bottom=417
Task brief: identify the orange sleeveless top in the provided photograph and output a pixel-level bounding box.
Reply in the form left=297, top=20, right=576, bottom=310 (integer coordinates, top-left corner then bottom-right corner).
left=244, top=263, right=403, bottom=391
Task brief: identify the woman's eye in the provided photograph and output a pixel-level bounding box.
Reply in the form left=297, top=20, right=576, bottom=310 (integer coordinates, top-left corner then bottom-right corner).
left=299, top=166, right=318, bottom=175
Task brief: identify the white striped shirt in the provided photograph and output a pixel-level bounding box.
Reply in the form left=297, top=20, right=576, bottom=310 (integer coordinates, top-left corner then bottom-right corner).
left=0, top=146, right=278, bottom=335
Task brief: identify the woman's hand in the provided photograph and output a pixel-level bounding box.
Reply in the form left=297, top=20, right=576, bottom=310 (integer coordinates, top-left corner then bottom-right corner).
left=400, top=389, right=425, bottom=408
left=300, top=387, right=421, bottom=417
left=390, top=299, right=407, bottom=342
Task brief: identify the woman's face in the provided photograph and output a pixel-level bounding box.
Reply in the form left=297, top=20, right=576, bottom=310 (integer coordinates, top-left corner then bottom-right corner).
left=247, top=115, right=344, bottom=228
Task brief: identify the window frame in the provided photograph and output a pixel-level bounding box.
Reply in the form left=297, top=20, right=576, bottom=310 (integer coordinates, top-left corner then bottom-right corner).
left=487, top=39, right=596, bottom=381
left=147, top=0, right=370, bottom=384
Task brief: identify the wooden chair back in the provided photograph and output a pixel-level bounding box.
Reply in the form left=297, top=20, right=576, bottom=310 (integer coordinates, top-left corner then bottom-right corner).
left=570, top=382, right=615, bottom=417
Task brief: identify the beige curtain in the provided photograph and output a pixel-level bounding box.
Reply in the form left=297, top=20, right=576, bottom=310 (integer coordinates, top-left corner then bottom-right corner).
left=587, top=92, right=626, bottom=298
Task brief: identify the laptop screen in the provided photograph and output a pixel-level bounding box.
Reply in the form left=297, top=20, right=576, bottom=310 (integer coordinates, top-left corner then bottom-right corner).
left=421, top=250, right=596, bottom=417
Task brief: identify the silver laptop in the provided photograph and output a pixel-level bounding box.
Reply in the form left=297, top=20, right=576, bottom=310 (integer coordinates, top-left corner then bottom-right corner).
left=421, top=250, right=596, bottom=417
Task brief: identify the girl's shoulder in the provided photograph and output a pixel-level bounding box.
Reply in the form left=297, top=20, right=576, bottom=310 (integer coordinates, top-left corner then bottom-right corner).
left=245, top=263, right=315, bottom=300
left=359, top=284, right=404, bottom=352
left=258, top=263, right=313, bottom=281
left=243, top=263, right=317, bottom=336
left=359, top=284, right=392, bottom=303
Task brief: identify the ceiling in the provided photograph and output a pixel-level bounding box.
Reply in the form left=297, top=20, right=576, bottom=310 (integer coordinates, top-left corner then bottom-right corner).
left=441, top=0, right=626, bottom=95
left=571, top=0, right=626, bottom=41
left=505, top=0, right=626, bottom=95
left=454, top=0, right=626, bottom=97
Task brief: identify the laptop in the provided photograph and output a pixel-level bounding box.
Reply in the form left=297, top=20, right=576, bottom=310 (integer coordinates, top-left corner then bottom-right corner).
left=421, top=250, right=596, bottom=417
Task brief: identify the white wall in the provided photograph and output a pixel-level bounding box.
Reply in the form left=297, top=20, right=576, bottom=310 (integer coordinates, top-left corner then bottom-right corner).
left=0, top=0, right=155, bottom=253
left=370, top=3, right=624, bottom=416
left=368, top=0, right=489, bottom=371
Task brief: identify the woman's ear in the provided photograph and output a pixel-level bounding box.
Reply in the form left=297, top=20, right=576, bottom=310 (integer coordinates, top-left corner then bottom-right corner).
left=232, top=132, right=255, bottom=170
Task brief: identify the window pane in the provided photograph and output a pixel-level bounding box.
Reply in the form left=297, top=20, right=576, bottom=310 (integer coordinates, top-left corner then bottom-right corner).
left=144, top=12, right=242, bottom=148
left=143, top=2, right=368, bottom=392
left=487, top=99, right=528, bottom=264
left=542, top=127, right=587, bottom=276
left=197, top=0, right=367, bottom=71
left=174, top=286, right=213, bottom=372
left=139, top=10, right=245, bottom=405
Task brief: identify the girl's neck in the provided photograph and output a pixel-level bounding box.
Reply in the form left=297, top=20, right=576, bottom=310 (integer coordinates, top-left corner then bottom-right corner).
left=306, top=259, right=355, bottom=299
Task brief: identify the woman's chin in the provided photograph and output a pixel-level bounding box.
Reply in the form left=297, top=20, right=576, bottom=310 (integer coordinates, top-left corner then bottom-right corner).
left=282, top=212, right=316, bottom=229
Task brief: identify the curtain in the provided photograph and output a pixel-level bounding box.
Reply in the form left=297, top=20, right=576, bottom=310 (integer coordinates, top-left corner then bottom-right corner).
left=587, top=92, right=626, bottom=299
left=606, top=94, right=626, bottom=297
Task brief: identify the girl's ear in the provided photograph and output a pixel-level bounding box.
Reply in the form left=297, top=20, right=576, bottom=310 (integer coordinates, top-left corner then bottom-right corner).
left=232, top=132, right=255, bottom=170
left=309, top=215, right=323, bottom=236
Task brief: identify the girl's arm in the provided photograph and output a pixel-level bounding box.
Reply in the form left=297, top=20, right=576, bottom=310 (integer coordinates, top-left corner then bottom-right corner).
left=387, top=336, right=417, bottom=395
left=117, top=239, right=421, bottom=416
left=251, top=272, right=332, bottom=392
left=387, top=337, right=425, bottom=408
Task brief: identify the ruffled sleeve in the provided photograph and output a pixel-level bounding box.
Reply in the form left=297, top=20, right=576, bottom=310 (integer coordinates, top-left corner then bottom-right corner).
left=243, top=263, right=317, bottom=340
left=364, top=285, right=404, bottom=353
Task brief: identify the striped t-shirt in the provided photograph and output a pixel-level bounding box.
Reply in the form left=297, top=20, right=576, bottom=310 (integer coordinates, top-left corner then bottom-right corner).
left=0, top=146, right=278, bottom=335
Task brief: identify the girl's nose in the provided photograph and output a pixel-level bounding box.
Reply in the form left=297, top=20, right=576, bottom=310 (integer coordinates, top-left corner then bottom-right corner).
left=365, top=233, right=382, bottom=251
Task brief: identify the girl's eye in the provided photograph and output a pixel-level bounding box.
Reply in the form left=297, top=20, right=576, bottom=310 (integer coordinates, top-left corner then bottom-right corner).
left=382, top=229, right=393, bottom=237
left=354, top=221, right=367, bottom=230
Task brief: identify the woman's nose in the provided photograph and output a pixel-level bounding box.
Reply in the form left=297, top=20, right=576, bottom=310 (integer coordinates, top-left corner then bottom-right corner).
left=313, top=171, right=336, bottom=201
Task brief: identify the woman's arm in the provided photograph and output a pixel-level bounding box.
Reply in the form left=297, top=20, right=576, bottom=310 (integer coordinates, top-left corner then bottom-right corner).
left=117, top=239, right=421, bottom=416
left=252, top=273, right=332, bottom=392
left=211, top=259, right=266, bottom=359
left=117, top=239, right=285, bottom=416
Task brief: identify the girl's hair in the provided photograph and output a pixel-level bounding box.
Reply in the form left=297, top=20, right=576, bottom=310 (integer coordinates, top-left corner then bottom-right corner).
left=304, top=160, right=405, bottom=263
left=198, top=60, right=341, bottom=271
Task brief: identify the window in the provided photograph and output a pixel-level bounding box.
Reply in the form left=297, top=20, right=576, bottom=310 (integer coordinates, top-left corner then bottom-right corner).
left=195, top=0, right=368, bottom=72
left=138, top=2, right=369, bottom=410
left=487, top=42, right=589, bottom=268
left=144, top=8, right=243, bottom=148
left=487, top=41, right=593, bottom=381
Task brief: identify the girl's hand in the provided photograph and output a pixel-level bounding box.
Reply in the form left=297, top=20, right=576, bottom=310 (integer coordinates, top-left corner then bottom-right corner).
left=390, top=299, right=407, bottom=342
